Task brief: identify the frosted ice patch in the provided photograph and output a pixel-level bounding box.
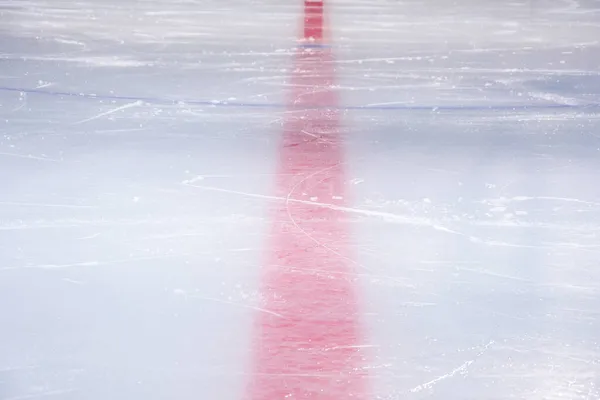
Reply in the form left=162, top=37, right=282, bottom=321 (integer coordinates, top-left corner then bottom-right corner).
left=529, top=91, right=580, bottom=106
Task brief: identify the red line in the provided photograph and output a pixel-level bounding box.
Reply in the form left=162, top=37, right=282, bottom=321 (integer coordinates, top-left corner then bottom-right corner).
left=304, top=0, right=324, bottom=42
left=247, top=2, right=369, bottom=399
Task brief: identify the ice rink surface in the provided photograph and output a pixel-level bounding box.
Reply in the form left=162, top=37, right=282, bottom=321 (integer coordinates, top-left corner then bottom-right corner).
left=1, top=0, right=600, bottom=399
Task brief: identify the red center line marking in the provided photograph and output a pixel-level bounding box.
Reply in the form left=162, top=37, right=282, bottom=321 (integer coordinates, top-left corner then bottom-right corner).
left=247, top=1, right=369, bottom=399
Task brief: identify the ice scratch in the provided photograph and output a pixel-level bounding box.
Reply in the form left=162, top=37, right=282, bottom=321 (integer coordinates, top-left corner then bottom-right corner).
left=1, top=254, right=186, bottom=271
left=182, top=173, right=295, bottom=184
left=187, top=294, right=284, bottom=319
left=62, top=278, right=85, bottom=285
left=77, top=233, right=101, bottom=240
left=324, top=344, right=379, bottom=351
left=182, top=182, right=454, bottom=232
left=410, top=340, right=494, bottom=393
left=182, top=184, right=548, bottom=249
left=73, top=100, right=143, bottom=125
left=0, top=365, right=38, bottom=372
left=0, top=152, right=61, bottom=162
left=0, top=201, right=94, bottom=208
left=410, top=360, right=475, bottom=393
left=482, top=196, right=600, bottom=208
